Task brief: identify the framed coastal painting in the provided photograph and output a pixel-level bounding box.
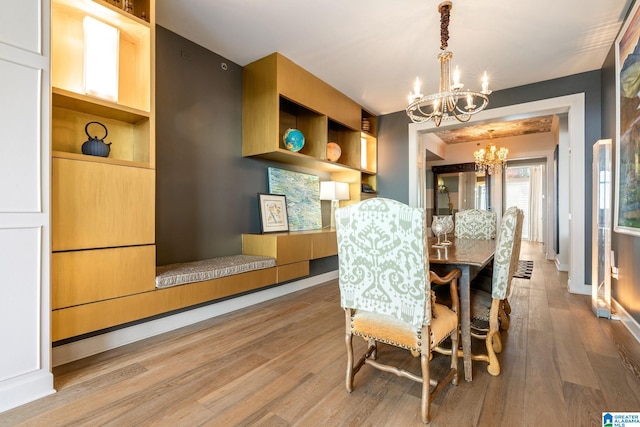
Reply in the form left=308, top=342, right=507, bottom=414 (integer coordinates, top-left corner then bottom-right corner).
left=258, top=193, right=289, bottom=233
left=267, top=167, right=322, bottom=231
left=616, top=0, right=640, bottom=236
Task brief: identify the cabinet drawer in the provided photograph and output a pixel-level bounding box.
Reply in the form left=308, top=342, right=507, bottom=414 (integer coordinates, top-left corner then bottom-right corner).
left=52, top=158, right=155, bottom=251
left=275, top=234, right=312, bottom=264
left=277, top=261, right=309, bottom=282
left=52, top=245, right=156, bottom=309
left=242, top=233, right=312, bottom=265
left=311, top=231, right=337, bottom=259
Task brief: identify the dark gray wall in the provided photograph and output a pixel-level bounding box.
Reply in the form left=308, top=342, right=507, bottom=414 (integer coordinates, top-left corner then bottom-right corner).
left=377, top=71, right=602, bottom=285
left=601, top=45, right=640, bottom=323
left=155, top=26, right=337, bottom=273
left=377, top=111, right=411, bottom=203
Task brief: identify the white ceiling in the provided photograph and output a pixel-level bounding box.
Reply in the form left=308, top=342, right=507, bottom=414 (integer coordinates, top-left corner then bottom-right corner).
left=156, top=0, right=631, bottom=117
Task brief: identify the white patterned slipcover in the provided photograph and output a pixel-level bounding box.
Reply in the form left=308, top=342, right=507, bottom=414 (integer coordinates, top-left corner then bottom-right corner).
left=490, top=206, right=524, bottom=300
left=454, top=209, right=497, bottom=240
left=335, top=198, right=431, bottom=329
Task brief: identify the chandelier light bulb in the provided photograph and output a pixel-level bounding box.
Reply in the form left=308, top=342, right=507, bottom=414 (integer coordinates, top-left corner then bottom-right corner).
left=482, top=71, right=491, bottom=94
left=474, top=132, right=508, bottom=175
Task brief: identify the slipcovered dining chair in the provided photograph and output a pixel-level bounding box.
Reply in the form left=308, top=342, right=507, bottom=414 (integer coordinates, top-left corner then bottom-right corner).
left=335, top=198, right=462, bottom=424
left=454, top=209, right=497, bottom=240
left=466, top=206, right=523, bottom=376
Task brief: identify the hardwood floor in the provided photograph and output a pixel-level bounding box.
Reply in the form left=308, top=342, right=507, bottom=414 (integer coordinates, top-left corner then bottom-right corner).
left=2, top=242, right=640, bottom=426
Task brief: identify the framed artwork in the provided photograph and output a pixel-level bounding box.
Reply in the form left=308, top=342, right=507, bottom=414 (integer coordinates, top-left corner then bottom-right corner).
left=616, top=0, right=640, bottom=236
left=267, top=167, right=322, bottom=231
left=258, top=193, right=289, bottom=233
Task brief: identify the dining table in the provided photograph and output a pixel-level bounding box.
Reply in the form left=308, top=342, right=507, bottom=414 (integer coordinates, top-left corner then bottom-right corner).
left=427, top=236, right=496, bottom=382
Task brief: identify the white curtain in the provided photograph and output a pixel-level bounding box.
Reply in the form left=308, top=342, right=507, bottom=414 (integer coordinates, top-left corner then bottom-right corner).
left=529, top=165, right=545, bottom=242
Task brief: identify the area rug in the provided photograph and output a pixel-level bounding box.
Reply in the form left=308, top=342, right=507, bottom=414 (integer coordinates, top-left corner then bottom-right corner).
left=513, top=260, right=534, bottom=279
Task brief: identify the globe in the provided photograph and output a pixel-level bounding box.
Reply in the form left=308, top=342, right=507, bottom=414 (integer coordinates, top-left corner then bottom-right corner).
left=326, top=142, right=341, bottom=162
left=283, top=128, right=305, bottom=152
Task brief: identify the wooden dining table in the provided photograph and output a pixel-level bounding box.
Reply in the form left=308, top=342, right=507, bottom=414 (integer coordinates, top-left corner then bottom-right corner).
left=427, top=236, right=496, bottom=382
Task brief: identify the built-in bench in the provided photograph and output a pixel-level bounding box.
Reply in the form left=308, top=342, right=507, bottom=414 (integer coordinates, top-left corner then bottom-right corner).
left=155, top=254, right=276, bottom=289
left=52, top=230, right=335, bottom=342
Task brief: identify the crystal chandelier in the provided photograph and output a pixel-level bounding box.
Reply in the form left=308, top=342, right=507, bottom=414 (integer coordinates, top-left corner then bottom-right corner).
left=474, top=131, right=508, bottom=175
left=406, top=2, right=491, bottom=126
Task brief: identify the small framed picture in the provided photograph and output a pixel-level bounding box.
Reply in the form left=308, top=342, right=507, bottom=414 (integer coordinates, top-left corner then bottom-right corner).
left=258, top=193, right=289, bottom=233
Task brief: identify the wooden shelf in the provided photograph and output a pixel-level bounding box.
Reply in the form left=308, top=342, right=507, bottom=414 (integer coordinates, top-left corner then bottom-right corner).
left=52, top=0, right=152, bottom=112
left=54, top=0, right=151, bottom=30
left=243, top=52, right=377, bottom=201
left=52, top=150, right=153, bottom=169
left=53, top=88, right=150, bottom=123
left=252, top=149, right=361, bottom=174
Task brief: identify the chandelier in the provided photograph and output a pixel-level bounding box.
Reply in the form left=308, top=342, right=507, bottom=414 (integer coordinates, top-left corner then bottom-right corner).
left=406, top=1, right=491, bottom=126
left=474, top=131, right=508, bottom=175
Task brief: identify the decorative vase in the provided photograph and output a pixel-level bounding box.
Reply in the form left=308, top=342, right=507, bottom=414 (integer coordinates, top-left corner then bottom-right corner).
left=326, top=142, right=341, bottom=162
left=283, top=128, right=305, bottom=152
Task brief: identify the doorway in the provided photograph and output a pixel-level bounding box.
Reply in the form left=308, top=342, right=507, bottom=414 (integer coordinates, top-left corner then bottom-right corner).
left=504, top=162, right=546, bottom=244
left=408, top=93, right=589, bottom=294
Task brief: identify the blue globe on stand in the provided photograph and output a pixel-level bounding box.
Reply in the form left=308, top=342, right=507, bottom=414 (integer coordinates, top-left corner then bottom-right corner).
left=283, top=128, right=305, bottom=152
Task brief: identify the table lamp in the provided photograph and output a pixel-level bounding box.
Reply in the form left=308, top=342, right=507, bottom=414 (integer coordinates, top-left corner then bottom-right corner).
left=320, top=181, right=350, bottom=229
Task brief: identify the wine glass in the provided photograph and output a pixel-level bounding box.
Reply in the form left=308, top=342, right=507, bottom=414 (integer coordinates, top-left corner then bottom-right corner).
left=432, top=216, right=445, bottom=247
left=441, top=215, right=454, bottom=245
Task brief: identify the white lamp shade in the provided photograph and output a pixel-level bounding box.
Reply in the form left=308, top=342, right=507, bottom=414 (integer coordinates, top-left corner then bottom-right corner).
left=320, top=181, right=350, bottom=201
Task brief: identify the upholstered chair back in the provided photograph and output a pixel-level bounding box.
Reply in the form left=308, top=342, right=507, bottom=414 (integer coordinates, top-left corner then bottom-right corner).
left=491, top=206, right=524, bottom=300
left=454, top=209, right=497, bottom=239
left=335, top=198, right=430, bottom=329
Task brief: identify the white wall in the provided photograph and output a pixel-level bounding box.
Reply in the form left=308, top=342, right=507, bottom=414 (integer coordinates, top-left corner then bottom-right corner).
left=0, top=0, right=55, bottom=412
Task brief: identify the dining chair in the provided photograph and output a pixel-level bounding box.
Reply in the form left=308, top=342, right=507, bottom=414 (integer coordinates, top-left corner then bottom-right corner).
left=335, top=197, right=462, bottom=424
left=454, top=209, right=497, bottom=240
left=465, top=206, right=524, bottom=376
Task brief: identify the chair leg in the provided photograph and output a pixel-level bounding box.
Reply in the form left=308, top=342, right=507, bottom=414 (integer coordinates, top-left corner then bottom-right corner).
left=503, top=298, right=512, bottom=315
left=421, top=351, right=431, bottom=424
left=499, top=306, right=510, bottom=331
left=485, top=330, right=501, bottom=376
left=345, top=332, right=354, bottom=392
left=450, top=329, right=459, bottom=386
left=492, top=330, right=503, bottom=354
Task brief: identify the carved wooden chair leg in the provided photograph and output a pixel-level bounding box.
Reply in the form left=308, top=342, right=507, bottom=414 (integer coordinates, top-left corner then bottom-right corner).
left=345, top=310, right=355, bottom=392
left=369, top=339, right=377, bottom=360
left=450, top=321, right=459, bottom=386
left=486, top=330, right=501, bottom=376
left=503, top=297, right=512, bottom=315
left=421, top=351, right=430, bottom=424
left=499, top=304, right=510, bottom=331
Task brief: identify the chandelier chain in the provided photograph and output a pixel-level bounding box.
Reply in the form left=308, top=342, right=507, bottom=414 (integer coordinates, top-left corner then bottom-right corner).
left=439, top=2, right=450, bottom=50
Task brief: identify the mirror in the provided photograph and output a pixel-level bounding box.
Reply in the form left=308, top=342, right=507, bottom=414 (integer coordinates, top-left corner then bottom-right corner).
left=432, top=162, right=491, bottom=216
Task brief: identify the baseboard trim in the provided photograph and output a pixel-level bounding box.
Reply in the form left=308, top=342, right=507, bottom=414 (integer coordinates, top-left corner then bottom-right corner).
left=52, top=271, right=338, bottom=367
left=0, top=370, right=55, bottom=413
left=612, top=298, right=640, bottom=345
left=554, top=257, right=569, bottom=272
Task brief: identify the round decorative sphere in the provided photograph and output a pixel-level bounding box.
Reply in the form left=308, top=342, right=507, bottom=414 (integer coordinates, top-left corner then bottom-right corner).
left=326, top=142, right=341, bottom=162
left=283, top=128, right=305, bottom=152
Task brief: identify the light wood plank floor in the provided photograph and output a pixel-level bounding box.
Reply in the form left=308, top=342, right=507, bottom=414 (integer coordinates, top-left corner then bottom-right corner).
left=2, top=242, right=640, bottom=426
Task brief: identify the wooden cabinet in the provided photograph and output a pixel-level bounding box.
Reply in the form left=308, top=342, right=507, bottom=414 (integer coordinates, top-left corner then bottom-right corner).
left=51, top=0, right=156, bottom=341
left=52, top=158, right=155, bottom=251
left=242, top=230, right=337, bottom=282
left=243, top=53, right=377, bottom=200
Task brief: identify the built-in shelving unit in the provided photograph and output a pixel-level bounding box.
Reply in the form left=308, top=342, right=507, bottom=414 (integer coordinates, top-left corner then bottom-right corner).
left=243, top=52, right=377, bottom=202
left=51, top=0, right=156, bottom=342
